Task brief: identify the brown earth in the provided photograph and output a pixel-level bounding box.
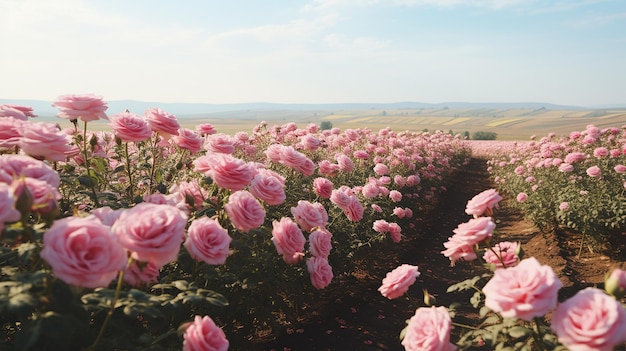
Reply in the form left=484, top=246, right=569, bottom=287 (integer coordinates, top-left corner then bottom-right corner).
left=250, top=158, right=625, bottom=351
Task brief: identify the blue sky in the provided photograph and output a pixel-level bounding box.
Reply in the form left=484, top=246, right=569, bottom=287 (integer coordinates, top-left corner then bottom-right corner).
left=1, top=0, right=624, bottom=106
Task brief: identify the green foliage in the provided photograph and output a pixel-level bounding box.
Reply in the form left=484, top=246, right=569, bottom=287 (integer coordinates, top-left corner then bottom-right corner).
left=319, top=120, right=333, bottom=130
left=472, top=131, right=498, bottom=140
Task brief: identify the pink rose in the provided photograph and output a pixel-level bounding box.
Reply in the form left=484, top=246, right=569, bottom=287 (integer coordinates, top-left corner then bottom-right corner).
left=564, top=152, right=586, bottom=164
left=195, top=153, right=254, bottom=191
left=373, top=163, right=389, bottom=176
left=248, top=173, right=286, bottom=205
left=300, top=133, right=321, bottom=151
left=361, top=182, right=380, bottom=198
left=389, top=190, right=402, bottom=202
left=0, top=155, right=60, bottom=188
left=551, top=288, right=626, bottom=351
left=482, top=257, right=562, bottom=321
left=195, top=123, right=217, bottom=136
left=169, top=180, right=207, bottom=211
left=205, top=133, right=235, bottom=154
left=306, top=256, right=333, bottom=289
left=144, top=107, right=179, bottom=137
left=109, top=111, right=151, bottom=142
left=313, top=177, right=333, bottom=199
left=18, top=122, right=74, bottom=162
left=343, top=196, right=364, bottom=222
left=172, top=128, right=203, bottom=154
left=336, top=153, right=354, bottom=172
left=11, top=177, right=60, bottom=215
left=483, top=241, right=519, bottom=269
left=0, top=183, right=20, bottom=231
left=271, top=217, right=306, bottom=264
left=40, top=216, right=127, bottom=288
left=264, top=144, right=283, bottom=162
left=90, top=206, right=124, bottom=226
left=0, top=117, right=24, bottom=148
left=559, top=163, right=574, bottom=172
left=279, top=146, right=315, bottom=176
left=393, top=207, right=406, bottom=218
left=516, top=192, right=527, bottom=202
left=388, top=222, right=402, bottom=243
left=0, top=104, right=35, bottom=120
left=442, top=217, right=495, bottom=264
left=290, top=200, right=328, bottom=232
left=52, top=94, right=108, bottom=122
left=401, top=306, right=456, bottom=351
left=615, top=164, right=626, bottom=173
left=330, top=188, right=352, bottom=209
left=123, top=260, right=159, bottom=287
left=308, top=228, right=332, bottom=258
left=318, top=160, right=340, bottom=177
left=378, top=264, right=420, bottom=299
left=182, top=315, right=229, bottom=351
left=112, top=203, right=187, bottom=267
left=224, top=190, right=266, bottom=233
left=586, top=165, right=602, bottom=178
left=184, top=217, right=232, bottom=265
left=465, top=189, right=502, bottom=217
left=373, top=219, right=390, bottom=233
left=559, top=202, right=569, bottom=211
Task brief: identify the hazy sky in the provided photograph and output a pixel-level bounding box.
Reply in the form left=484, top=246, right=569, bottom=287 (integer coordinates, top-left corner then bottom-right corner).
left=1, top=0, right=624, bottom=106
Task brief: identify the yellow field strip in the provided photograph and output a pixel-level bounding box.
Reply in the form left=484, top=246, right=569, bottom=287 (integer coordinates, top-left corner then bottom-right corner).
left=443, top=117, right=471, bottom=126
left=486, top=118, right=522, bottom=127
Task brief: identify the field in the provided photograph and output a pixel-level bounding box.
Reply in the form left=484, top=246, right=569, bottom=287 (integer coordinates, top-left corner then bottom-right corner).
left=176, top=107, right=626, bottom=140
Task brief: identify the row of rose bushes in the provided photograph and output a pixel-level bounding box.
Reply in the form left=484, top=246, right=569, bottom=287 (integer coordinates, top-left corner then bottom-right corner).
left=380, top=188, right=626, bottom=350
left=0, top=97, right=471, bottom=350
left=468, top=125, right=626, bottom=245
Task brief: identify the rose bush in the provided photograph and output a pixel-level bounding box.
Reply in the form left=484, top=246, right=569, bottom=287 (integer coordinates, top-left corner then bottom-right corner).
left=0, top=97, right=472, bottom=349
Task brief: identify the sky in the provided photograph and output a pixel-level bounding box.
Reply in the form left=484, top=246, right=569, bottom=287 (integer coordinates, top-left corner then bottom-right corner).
left=1, top=0, right=625, bottom=107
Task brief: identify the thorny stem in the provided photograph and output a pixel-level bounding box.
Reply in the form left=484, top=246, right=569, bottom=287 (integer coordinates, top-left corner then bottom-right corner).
left=89, top=258, right=131, bottom=351
left=125, top=142, right=134, bottom=199
left=81, top=121, right=100, bottom=208
left=148, top=133, right=160, bottom=194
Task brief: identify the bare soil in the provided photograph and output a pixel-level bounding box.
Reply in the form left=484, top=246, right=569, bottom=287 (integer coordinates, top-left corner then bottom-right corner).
left=251, top=158, right=625, bottom=351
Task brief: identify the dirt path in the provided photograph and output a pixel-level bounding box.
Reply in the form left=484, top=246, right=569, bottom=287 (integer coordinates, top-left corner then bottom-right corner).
left=254, top=158, right=623, bottom=351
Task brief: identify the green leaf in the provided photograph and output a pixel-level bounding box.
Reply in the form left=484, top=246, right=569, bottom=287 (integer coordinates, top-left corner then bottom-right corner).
left=508, top=326, right=532, bottom=339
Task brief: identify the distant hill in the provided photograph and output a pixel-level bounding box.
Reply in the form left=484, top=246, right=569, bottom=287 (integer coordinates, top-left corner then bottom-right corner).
left=0, top=98, right=594, bottom=118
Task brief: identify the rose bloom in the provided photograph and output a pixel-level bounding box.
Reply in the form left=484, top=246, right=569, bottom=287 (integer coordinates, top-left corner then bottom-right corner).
left=373, top=163, right=390, bottom=176
left=108, top=111, right=151, bottom=142
left=482, top=257, right=562, bottom=321
left=12, top=177, right=60, bottom=215
left=0, top=183, right=20, bottom=231
left=373, top=219, right=390, bottom=233
left=361, top=182, right=380, bottom=198
left=279, top=146, right=315, bottom=176
left=291, top=200, right=329, bottom=232
left=112, top=203, right=187, bottom=268
left=52, top=94, right=108, bottom=122
left=343, top=196, right=364, bottom=222
left=195, top=153, right=254, bottom=191
left=0, top=154, right=60, bottom=187
left=516, top=192, right=527, bottom=202
left=249, top=173, right=286, bottom=205
left=586, top=165, right=602, bottom=178
left=195, top=123, right=217, bottom=136
left=144, top=107, right=180, bottom=137
left=172, top=128, right=203, bottom=154
left=40, top=216, right=127, bottom=288
left=204, top=133, right=235, bottom=154
left=307, top=256, right=333, bottom=289
left=182, top=315, right=229, bottom=351
left=169, top=180, right=208, bottom=211
left=389, top=190, right=403, bottom=202
left=0, top=117, right=24, bottom=148
left=551, top=288, right=626, bottom=351
left=401, top=306, right=456, bottom=351
left=184, top=217, right=232, bottom=265
left=271, top=217, right=306, bottom=264
left=123, top=260, right=159, bottom=287
left=330, top=188, right=352, bottom=209
left=313, top=177, right=333, bottom=199
left=224, top=190, right=266, bottom=233
left=378, top=264, right=420, bottom=299
left=18, top=122, right=74, bottom=162
left=388, top=222, right=402, bottom=243
left=614, top=164, right=626, bottom=173
left=483, top=241, right=519, bottom=269
left=564, top=152, right=587, bottom=164
left=442, top=217, right=496, bottom=265
left=308, top=228, right=333, bottom=258
left=559, top=163, right=574, bottom=172
left=393, top=207, right=406, bottom=218
left=336, top=153, right=355, bottom=172
left=465, top=188, right=502, bottom=217
left=0, top=104, right=37, bottom=120
left=559, top=202, right=569, bottom=211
